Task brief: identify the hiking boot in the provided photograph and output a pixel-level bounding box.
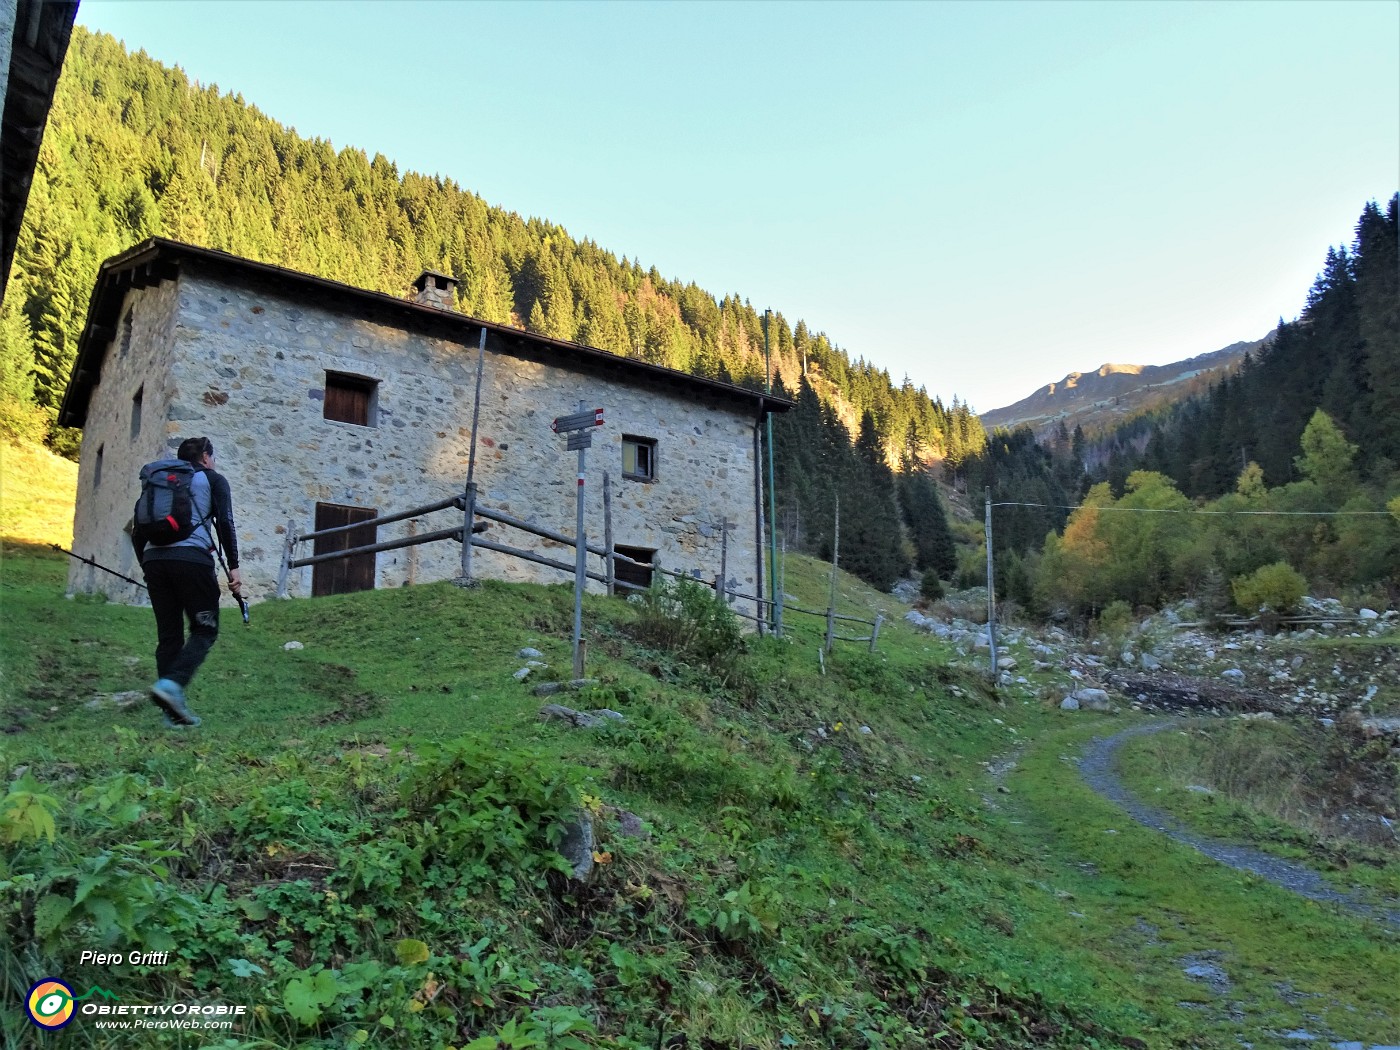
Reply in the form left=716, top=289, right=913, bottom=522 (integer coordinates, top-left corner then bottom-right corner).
left=150, top=679, right=200, bottom=726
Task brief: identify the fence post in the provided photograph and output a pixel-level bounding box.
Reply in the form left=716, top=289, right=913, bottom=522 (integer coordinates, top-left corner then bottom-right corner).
left=461, top=482, right=477, bottom=581
left=718, top=515, right=729, bottom=604
left=825, top=493, right=840, bottom=654
left=604, top=471, right=615, bottom=596
left=407, top=519, right=419, bottom=586
left=276, top=518, right=297, bottom=598
left=985, top=486, right=998, bottom=678
left=869, top=613, right=883, bottom=653
left=779, top=535, right=787, bottom=620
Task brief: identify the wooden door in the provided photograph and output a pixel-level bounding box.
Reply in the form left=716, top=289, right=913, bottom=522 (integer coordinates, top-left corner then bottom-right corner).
left=312, top=503, right=378, bottom=596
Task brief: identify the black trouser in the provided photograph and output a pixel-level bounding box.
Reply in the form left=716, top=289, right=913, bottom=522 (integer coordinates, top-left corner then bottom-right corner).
left=143, top=558, right=221, bottom=688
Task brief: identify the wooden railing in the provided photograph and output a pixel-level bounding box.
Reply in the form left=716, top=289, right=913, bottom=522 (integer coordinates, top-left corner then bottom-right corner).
left=277, top=477, right=881, bottom=653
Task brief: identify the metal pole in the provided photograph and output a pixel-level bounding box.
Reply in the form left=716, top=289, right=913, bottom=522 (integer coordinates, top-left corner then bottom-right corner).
left=754, top=420, right=767, bottom=637
left=985, top=487, right=998, bottom=677
left=764, top=309, right=780, bottom=636
left=573, top=401, right=588, bottom=678
left=466, top=326, right=487, bottom=487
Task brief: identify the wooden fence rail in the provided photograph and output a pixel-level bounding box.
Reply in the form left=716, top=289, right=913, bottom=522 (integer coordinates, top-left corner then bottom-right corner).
left=277, top=479, right=881, bottom=652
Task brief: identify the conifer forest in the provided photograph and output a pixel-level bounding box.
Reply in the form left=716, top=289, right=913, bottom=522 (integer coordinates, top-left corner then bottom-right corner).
left=2, top=28, right=1397, bottom=616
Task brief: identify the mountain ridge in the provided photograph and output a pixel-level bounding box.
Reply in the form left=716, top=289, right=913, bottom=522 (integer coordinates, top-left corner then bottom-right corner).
left=979, top=334, right=1272, bottom=438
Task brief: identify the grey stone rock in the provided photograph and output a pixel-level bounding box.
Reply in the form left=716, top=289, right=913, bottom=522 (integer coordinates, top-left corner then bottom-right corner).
left=1074, top=688, right=1113, bottom=712
left=518, top=647, right=544, bottom=659
left=1359, top=608, right=1380, bottom=620
left=1060, top=695, right=1080, bottom=710
left=512, top=667, right=532, bottom=681
left=616, top=810, right=649, bottom=839
left=1221, top=668, right=1245, bottom=681
left=538, top=703, right=625, bottom=729
left=558, top=812, right=594, bottom=881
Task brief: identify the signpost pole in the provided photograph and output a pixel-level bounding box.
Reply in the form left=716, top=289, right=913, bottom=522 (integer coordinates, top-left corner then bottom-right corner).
left=573, top=401, right=588, bottom=678
left=552, top=402, right=604, bottom=679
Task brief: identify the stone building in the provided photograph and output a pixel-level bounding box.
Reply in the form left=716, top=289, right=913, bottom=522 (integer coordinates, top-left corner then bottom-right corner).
left=57, top=238, right=790, bottom=618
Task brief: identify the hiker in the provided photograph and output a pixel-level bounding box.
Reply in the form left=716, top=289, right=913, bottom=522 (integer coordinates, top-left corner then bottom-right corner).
left=131, top=436, right=242, bottom=727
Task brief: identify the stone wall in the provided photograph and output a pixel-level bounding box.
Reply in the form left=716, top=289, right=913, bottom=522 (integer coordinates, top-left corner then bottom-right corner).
left=66, top=280, right=181, bottom=601
left=69, top=264, right=765, bottom=620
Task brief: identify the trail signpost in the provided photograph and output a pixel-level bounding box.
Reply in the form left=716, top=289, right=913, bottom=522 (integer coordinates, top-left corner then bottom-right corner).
left=554, top=402, right=605, bottom=676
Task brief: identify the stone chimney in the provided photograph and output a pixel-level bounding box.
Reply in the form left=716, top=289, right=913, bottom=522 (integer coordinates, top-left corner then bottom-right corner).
left=411, top=270, right=459, bottom=311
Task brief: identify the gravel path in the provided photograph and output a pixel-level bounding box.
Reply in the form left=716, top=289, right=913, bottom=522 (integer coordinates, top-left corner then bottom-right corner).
left=1077, top=720, right=1400, bottom=931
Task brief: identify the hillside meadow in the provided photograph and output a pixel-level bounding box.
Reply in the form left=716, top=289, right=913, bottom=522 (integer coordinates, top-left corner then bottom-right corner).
left=2, top=440, right=1397, bottom=1049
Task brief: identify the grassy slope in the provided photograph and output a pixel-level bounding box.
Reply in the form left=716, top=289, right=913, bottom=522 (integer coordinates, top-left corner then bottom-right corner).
left=2, top=442, right=1396, bottom=1049
left=0, top=441, right=77, bottom=547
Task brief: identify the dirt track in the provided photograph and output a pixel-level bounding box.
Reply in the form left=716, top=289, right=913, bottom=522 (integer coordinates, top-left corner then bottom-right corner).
left=1078, top=720, right=1400, bottom=930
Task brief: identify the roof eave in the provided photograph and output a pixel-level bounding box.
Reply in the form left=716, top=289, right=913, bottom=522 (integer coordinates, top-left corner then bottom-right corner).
left=58, top=238, right=794, bottom=429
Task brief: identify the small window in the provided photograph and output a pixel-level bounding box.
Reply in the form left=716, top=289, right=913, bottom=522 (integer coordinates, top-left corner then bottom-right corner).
left=324, top=371, right=378, bottom=427
left=94, top=444, right=104, bottom=489
left=119, top=309, right=133, bottom=358
left=614, top=544, right=655, bottom=591
left=130, top=386, right=143, bottom=440
left=622, top=435, right=656, bottom=481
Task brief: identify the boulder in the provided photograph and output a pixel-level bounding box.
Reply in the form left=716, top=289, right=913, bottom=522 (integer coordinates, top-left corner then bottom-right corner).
left=1074, top=688, right=1113, bottom=712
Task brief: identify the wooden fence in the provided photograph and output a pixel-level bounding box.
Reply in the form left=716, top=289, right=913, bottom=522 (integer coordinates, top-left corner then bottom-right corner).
left=276, top=476, right=881, bottom=653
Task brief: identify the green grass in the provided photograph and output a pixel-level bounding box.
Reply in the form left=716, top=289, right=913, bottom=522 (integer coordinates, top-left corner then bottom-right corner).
left=1006, top=722, right=1400, bottom=1047
left=3, top=484, right=1398, bottom=1048
left=0, top=440, right=77, bottom=547
left=1113, top=720, right=1400, bottom=902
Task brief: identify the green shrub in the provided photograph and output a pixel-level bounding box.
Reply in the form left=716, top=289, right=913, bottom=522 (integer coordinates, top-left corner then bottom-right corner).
left=919, top=568, right=944, bottom=601
left=631, top=574, right=745, bottom=683
left=1232, top=561, right=1307, bottom=615
left=1095, top=599, right=1133, bottom=647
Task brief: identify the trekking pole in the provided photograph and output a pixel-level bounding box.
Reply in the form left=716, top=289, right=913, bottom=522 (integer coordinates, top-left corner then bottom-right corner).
left=49, top=545, right=147, bottom=590
left=212, top=538, right=249, bottom=625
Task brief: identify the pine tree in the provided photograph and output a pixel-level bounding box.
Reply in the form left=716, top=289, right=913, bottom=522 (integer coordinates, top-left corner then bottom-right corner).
left=1355, top=196, right=1400, bottom=463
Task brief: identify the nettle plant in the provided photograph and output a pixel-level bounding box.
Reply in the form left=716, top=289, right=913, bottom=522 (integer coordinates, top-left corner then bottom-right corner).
left=630, top=575, right=747, bottom=684
left=1, top=770, right=200, bottom=960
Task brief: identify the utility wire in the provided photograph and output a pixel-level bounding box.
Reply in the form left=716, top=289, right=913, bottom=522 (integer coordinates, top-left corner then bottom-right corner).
left=990, top=502, right=1391, bottom=517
